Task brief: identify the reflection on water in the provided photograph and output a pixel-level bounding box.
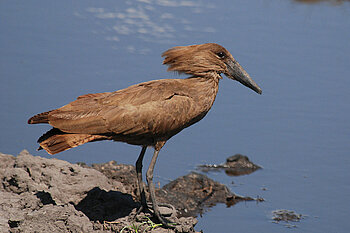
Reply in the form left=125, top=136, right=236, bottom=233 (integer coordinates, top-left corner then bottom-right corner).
left=81, top=0, right=215, bottom=54
left=294, top=0, right=349, bottom=4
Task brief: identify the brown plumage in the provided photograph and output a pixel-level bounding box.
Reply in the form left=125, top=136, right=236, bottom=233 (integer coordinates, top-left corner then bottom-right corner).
left=28, top=43, right=261, bottom=226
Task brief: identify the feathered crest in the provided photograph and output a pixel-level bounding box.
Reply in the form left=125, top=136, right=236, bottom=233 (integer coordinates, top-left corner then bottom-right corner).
left=162, top=43, right=228, bottom=76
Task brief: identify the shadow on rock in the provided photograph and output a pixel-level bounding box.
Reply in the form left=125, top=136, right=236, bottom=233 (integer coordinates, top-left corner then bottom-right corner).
left=75, top=187, right=138, bottom=222
left=85, top=161, right=139, bottom=199
left=35, top=191, right=56, bottom=205
left=88, top=159, right=261, bottom=218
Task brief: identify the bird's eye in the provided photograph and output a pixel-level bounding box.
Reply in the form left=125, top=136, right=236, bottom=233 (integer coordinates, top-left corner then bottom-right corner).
left=217, top=52, right=226, bottom=59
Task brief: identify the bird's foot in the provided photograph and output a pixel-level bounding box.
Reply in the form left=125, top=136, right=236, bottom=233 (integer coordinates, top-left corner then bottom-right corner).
left=134, top=202, right=177, bottom=228
left=149, top=203, right=176, bottom=217
left=150, top=203, right=177, bottom=228
left=135, top=202, right=152, bottom=216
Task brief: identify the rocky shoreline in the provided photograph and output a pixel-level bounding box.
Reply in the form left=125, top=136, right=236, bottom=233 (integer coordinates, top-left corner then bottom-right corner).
left=0, top=150, right=257, bottom=232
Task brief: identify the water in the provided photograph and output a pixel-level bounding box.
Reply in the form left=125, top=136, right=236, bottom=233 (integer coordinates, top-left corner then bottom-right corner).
left=1, top=0, right=350, bottom=232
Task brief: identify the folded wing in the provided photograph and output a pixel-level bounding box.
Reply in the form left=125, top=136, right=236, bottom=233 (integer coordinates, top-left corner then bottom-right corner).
left=32, top=79, right=200, bottom=139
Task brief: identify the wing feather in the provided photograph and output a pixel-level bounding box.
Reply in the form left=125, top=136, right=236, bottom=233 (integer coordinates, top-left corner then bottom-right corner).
left=46, top=79, right=198, bottom=136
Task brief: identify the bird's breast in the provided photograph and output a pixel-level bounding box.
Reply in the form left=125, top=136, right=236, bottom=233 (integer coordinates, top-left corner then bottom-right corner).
left=160, top=77, right=220, bottom=134
left=108, top=77, right=220, bottom=145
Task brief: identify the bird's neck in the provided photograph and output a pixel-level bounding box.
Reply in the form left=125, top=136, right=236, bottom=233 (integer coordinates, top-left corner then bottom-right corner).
left=186, top=74, right=220, bottom=110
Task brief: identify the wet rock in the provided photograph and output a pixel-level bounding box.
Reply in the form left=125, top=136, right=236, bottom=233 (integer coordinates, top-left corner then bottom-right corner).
left=156, top=172, right=255, bottom=217
left=198, top=153, right=261, bottom=176
left=272, top=209, right=303, bottom=222
left=224, top=154, right=261, bottom=176
left=271, top=209, right=305, bottom=228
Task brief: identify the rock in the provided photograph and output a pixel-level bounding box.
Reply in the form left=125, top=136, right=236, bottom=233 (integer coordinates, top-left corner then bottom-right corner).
left=15, top=204, right=94, bottom=233
left=0, top=152, right=15, bottom=169
left=89, top=161, right=256, bottom=218
left=0, top=191, right=38, bottom=232
left=0, top=191, right=93, bottom=232
left=98, top=210, right=198, bottom=233
left=224, top=154, right=261, bottom=176
left=272, top=209, right=303, bottom=222
left=156, top=172, right=253, bottom=217
left=197, top=153, right=261, bottom=176
left=75, top=187, right=138, bottom=222
left=1, top=150, right=120, bottom=205
left=0, top=151, right=200, bottom=232
left=271, top=209, right=304, bottom=229
left=90, top=161, right=139, bottom=199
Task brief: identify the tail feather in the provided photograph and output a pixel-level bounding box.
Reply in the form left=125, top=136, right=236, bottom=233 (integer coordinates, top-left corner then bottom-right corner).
left=38, top=128, right=108, bottom=155
left=28, top=111, right=53, bottom=124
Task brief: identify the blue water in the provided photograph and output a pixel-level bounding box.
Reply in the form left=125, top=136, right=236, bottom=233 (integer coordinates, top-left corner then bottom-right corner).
left=1, top=0, right=350, bottom=232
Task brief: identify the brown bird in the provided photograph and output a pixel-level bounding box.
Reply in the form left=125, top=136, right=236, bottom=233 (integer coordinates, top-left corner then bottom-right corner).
left=28, top=43, right=261, bottom=226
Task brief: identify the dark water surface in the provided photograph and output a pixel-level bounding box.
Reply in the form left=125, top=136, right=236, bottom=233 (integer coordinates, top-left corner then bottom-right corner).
left=1, top=0, right=350, bottom=232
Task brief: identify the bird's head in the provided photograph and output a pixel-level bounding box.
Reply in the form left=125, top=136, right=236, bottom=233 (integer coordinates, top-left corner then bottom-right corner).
left=162, top=43, right=262, bottom=94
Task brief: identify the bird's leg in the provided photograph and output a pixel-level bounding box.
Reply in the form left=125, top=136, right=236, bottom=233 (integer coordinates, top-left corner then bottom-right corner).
left=135, top=146, right=149, bottom=214
left=146, top=146, right=175, bottom=228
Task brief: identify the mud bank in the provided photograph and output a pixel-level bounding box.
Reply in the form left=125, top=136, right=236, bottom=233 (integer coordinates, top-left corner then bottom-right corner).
left=0, top=150, right=256, bottom=232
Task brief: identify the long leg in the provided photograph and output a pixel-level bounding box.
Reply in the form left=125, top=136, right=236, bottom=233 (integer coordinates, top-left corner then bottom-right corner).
left=135, top=146, right=148, bottom=211
left=146, top=147, right=173, bottom=227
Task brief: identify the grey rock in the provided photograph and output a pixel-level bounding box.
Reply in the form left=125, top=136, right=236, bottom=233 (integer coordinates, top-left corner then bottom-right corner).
left=0, top=151, right=200, bottom=232
left=1, top=150, right=122, bottom=205
left=14, top=204, right=94, bottom=233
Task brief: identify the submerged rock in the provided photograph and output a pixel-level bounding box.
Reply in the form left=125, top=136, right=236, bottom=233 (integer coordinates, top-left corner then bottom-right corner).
left=272, top=209, right=303, bottom=223
left=198, top=153, right=261, bottom=176
left=156, top=172, right=255, bottom=217
left=271, top=209, right=305, bottom=228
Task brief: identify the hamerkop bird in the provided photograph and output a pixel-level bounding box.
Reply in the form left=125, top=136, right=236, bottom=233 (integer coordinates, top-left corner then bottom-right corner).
left=28, top=43, right=262, bottom=226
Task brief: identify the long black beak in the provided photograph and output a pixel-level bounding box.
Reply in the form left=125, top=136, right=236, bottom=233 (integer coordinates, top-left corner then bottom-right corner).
left=225, top=59, right=262, bottom=94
